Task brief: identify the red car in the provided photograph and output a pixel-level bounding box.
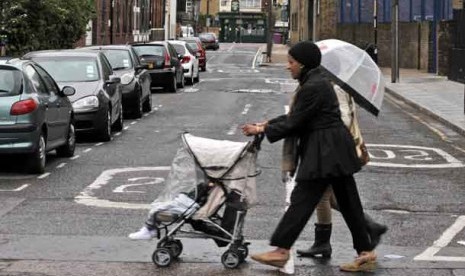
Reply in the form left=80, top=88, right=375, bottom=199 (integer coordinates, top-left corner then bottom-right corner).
left=199, top=32, right=220, bottom=50
left=179, top=37, right=206, bottom=71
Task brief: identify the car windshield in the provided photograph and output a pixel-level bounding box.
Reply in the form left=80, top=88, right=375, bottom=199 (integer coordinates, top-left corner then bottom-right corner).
left=133, top=45, right=165, bottom=57
left=0, top=68, right=23, bottom=96
left=101, top=49, right=133, bottom=70
left=32, top=57, right=99, bottom=82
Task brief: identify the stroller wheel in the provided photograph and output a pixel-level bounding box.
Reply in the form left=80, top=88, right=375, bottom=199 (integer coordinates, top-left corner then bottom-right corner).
left=152, top=248, right=173, bottom=267
left=238, top=244, right=249, bottom=262
left=163, top=239, right=183, bottom=258
left=221, top=250, right=241, bottom=269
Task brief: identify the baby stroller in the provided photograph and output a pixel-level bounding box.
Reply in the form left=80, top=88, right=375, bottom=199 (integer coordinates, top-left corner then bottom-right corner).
left=149, top=132, right=263, bottom=269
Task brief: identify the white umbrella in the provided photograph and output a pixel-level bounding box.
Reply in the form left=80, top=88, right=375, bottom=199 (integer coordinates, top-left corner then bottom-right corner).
left=316, top=39, right=385, bottom=116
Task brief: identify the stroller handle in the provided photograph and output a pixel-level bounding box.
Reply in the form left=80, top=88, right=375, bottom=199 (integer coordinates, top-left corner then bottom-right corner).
left=251, top=133, right=265, bottom=151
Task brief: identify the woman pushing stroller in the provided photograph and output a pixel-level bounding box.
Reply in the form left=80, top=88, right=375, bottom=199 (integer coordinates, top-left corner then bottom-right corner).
left=241, top=41, right=382, bottom=272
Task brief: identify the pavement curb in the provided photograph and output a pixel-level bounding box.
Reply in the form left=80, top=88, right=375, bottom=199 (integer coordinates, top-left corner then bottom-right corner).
left=385, top=86, right=465, bottom=137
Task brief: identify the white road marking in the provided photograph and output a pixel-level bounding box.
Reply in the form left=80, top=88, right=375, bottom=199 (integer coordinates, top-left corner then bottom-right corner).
left=75, top=167, right=171, bottom=209
left=124, top=126, right=129, bottom=130
left=83, top=148, right=92, bottom=153
left=56, top=163, right=67, bottom=169
left=95, top=142, right=104, bottom=147
left=284, top=105, right=290, bottom=114
left=0, top=184, right=29, bottom=192
left=366, top=144, right=464, bottom=168
left=252, top=48, right=261, bottom=69
left=70, top=155, right=80, bottom=160
left=143, top=113, right=149, bottom=117
left=227, top=124, right=239, bottom=135
left=113, top=177, right=164, bottom=193
left=242, top=104, right=252, bottom=115
left=130, top=121, right=137, bottom=125
left=114, top=132, right=122, bottom=136
left=37, top=173, right=50, bottom=179
left=414, top=216, right=465, bottom=262
left=458, top=241, right=465, bottom=246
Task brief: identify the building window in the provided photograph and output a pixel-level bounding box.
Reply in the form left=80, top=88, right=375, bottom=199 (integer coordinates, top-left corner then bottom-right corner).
left=220, top=0, right=228, bottom=6
left=240, top=0, right=260, bottom=9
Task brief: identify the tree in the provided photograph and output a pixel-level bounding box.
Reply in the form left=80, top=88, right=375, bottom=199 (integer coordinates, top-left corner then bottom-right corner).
left=0, top=0, right=94, bottom=56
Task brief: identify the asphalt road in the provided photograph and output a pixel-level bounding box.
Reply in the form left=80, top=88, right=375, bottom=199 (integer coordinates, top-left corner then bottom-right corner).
left=0, top=43, right=464, bottom=276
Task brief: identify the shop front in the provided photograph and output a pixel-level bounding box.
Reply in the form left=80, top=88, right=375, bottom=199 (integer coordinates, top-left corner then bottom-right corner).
left=218, top=12, right=267, bottom=43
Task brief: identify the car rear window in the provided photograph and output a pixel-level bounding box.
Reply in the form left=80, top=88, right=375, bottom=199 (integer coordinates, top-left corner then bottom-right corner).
left=199, top=33, right=215, bottom=40
left=186, top=42, right=199, bottom=51
left=101, top=49, right=133, bottom=70
left=32, top=57, right=100, bottom=82
left=133, top=45, right=165, bottom=57
left=172, top=44, right=186, bottom=55
left=0, top=67, right=23, bottom=96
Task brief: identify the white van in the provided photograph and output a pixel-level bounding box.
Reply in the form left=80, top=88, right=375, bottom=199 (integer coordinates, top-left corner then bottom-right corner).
left=181, top=26, right=194, bottom=37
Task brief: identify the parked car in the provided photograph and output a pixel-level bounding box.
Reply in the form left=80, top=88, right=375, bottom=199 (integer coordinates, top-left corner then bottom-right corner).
left=79, top=45, right=152, bottom=118
left=23, top=50, right=123, bottom=141
left=0, top=58, right=76, bottom=173
left=179, top=37, right=206, bottom=71
left=169, top=40, right=200, bottom=85
left=199, top=32, right=220, bottom=50
left=132, top=41, right=184, bottom=92
left=181, top=25, right=195, bottom=37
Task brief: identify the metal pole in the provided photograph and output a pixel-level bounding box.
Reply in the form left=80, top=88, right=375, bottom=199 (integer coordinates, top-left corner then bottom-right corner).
left=312, top=0, right=318, bottom=41
left=266, top=1, right=273, bottom=62
left=373, top=0, right=378, bottom=63
left=206, top=0, right=209, bottom=32
left=391, top=0, right=399, bottom=83
left=110, top=0, right=114, bottom=44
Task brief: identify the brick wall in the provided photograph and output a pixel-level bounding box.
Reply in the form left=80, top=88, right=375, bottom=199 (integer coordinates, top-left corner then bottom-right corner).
left=337, top=22, right=431, bottom=71
left=317, top=0, right=337, bottom=40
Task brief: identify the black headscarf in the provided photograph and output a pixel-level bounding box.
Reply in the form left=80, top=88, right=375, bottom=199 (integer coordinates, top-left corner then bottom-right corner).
left=288, top=41, right=322, bottom=82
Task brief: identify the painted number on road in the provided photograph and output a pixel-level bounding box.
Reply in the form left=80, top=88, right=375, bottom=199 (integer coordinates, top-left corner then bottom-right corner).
left=367, top=144, right=464, bottom=168
left=75, top=167, right=170, bottom=209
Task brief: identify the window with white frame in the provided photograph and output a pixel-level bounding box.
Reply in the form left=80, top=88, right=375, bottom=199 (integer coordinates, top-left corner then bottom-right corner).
left=240, top=0, right=260, bottom=9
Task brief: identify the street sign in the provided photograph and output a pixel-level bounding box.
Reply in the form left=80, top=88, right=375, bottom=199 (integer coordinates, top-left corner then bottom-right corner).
left=231, top=0, right=240, bottom=12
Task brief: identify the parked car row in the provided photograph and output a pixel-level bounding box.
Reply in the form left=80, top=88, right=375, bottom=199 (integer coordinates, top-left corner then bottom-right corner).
left=0, top=35, right=218, bottom=173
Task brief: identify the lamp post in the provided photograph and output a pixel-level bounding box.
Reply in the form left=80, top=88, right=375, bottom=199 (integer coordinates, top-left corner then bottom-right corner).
left=391, top=0, right=399, bottom=83
left=266, top=0, right=273, bottom=62
left=206, top=0, right=210, bottom=32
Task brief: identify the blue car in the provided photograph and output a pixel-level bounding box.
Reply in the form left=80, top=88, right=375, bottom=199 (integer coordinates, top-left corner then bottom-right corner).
left=0, top=59, right=76, bottom=173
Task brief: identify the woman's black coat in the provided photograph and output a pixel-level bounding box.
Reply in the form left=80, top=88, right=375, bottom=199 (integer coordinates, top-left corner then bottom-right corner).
left=264, top=67, right=361, bottom=181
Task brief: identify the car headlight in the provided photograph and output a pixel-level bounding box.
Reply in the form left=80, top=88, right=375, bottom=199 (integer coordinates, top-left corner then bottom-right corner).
left=120, top=73, right=135, bottom=85
left=73, top=96, right=99, bottom=112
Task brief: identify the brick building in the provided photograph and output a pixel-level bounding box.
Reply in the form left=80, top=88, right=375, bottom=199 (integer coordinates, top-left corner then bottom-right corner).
left=76, top=0, right=165, bottom=47
left=290, top=0, right=463, bottom=76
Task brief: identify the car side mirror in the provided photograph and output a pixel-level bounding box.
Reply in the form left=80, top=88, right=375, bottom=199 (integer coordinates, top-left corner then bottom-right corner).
left=177, top=54, right=184, bottom=60
left=61, top=86, right=75, bottom=96
left=106, top=76, right=121, bottom=85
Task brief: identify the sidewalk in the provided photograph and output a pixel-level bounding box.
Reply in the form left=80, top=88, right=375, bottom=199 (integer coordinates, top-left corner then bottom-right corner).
left=267, top=44, right=465, bottom=136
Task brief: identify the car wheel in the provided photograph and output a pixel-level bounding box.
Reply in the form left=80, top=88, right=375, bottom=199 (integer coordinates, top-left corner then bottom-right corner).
left=133, top=90, right=143, bottom=119
left=143, top=93, right=152, bottom=112
left=56, top=122, right=76, bottom=157
left=112, top=101, right=124, bottom=131
left=28, top=132, right=46, bottom=174
left=166, top=75, right=177, bottom=93
left=98, top=108, right=112, bottom=142
left=194, top=69, right=200, bottom=83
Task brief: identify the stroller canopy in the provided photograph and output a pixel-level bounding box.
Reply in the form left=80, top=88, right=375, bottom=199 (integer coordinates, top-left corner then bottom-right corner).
left=182, top=133, right=250, bottom=179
